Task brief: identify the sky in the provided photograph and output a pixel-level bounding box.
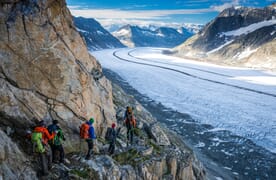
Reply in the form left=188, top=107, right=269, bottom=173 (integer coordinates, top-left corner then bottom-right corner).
left=67, top=0, right=275, bottom=27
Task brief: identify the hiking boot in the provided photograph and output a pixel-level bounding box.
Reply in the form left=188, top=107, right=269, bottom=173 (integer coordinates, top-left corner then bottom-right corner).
left=85, top=155, right=90, bottom=160
left=59, top=160, right=65, bottom=164
left=53, top=160, right=59, bottom=164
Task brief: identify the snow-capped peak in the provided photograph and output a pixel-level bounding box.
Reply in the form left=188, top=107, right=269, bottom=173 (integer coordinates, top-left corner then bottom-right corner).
left=116, top=28, right=130, bottom=36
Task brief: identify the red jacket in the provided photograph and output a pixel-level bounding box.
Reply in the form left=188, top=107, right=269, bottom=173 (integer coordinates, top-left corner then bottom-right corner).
left=34, top=126, right=55, bottom=144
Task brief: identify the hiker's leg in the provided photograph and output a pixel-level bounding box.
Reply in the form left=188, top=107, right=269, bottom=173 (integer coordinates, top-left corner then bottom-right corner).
left=80, top=138, right=86, bottom=157
left=85, top=139, right=93, bottom=159
left=108, top=142, right=112, bottom=153
left=127, top=128, right=130, bottom=141
left=110, top=142, right=115, bottom=154
left=50, top=144, right=55, bottom=162
left=52, top=145, right=58, bottom=163
left=45, top=145, right=52, bottom=169
left=59, top=145, right=65, bottom=163
left=85, top=139, right=89, bottom=159
left=130, top=129, right=134, bottom=144
left=40, top=153, right=48, bottom=175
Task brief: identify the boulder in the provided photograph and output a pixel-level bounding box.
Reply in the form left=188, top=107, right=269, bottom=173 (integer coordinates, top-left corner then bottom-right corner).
left=0, top=129, right=37, bottom=180
left=86, top=155, right=137, bottom=180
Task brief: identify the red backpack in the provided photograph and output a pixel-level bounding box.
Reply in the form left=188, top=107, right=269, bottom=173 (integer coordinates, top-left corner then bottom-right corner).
left=125, top=113, right=136, bottom=128
left=80, top=123, right=89, bottom=139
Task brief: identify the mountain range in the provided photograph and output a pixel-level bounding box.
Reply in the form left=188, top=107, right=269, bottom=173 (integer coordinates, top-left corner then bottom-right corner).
left=174, top=4, right=276, bottom=70
left=74, top=16, right=203, bottom=49
left=104, top=23, right=203, bottom=34
left=112, top=24, right=195, bottom=48
left=73, top=17, right=125, bottom=50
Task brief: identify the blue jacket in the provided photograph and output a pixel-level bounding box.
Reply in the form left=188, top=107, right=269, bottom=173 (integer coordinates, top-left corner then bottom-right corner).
left=86, top=121, right=96, bottom=139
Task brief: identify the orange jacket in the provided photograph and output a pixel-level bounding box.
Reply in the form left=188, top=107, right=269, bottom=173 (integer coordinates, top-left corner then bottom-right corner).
left=34, top=126, right=55, bottom=144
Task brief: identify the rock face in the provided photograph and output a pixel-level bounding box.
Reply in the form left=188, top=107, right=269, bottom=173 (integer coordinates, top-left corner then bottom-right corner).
left=112, top=25, right=192, bottom=48
left=73, top=17, right=125, bottom=51
left=0, top=0, right=115, bottom=135
left=0, top=0, right=115, bottom=177
left=174, top=5, right=276, bottom=70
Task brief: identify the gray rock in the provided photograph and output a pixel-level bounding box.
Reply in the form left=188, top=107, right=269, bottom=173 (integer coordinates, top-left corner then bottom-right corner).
left=140, top=146, right=153, bottom=156
left=151, top=123, right=171, bottom=146
left=0, top=130, right=37, bottom=180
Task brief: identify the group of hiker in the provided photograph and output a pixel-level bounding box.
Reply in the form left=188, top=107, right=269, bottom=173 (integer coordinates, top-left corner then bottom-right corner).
left=31, top=120, right=65, bottom=175
left=30, top=106, right=137, bottom=175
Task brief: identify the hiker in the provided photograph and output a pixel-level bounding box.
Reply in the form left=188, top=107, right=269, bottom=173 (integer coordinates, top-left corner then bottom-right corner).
left=107, top=123, right=117, bottom=155
left=80, top=118, right=96, bottom=160
left=124, top=106, right=136, bottom=144
left=48, top=120, right=66, bottom=164
left=32, top=120, right=55, bottom=175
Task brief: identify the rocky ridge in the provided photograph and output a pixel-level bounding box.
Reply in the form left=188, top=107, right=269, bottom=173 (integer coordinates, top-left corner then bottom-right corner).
left=73, top=16, right=125, bottom=51
left=174, top=5, right=276, bottom=71
left=0, top=0, right=205, bottom=179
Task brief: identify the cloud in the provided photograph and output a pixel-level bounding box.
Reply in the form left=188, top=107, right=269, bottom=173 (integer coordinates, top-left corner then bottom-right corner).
left=98, top=18, right=178, bottom=28
left=211, top=0, right=240, bottom=12
left=67, top=5, right=82, bottom=10
left=69, top=8, right=213, bottom=20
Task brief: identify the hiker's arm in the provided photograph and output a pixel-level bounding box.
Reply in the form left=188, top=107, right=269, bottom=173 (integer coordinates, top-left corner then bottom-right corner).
left=89, top=127, right=96, bottom=139
left=44, top=129, right=55, bottom=140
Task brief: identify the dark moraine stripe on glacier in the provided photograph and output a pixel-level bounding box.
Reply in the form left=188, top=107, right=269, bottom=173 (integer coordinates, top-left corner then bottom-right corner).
left=113, top=50, right=276, bottom=98
left=103, top=68, right=276, bottom=180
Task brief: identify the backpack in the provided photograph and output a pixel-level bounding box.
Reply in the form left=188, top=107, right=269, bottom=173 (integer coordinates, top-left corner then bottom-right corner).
left=53, top=129, right=63, bottom=146
left=80, top=123, right=90, bottom=139
left=47, top=124, right=58, bottom=134
left=47, top=125, right=57, bottom=145
left=125, top=113, right=136, bottom=128
left=105, top=127, right=113, bottom=142
left=132, top=118, right=136, bottom=128
left=31, top=132, right=45, bottom=153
